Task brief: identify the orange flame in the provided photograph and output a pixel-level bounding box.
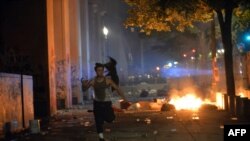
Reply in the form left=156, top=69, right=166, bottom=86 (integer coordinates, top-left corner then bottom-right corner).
left=169, top=94, right=203, bottom=111
left=169, top=92, right=225, bottom=111
left=216, top=92, right=224, bottom=110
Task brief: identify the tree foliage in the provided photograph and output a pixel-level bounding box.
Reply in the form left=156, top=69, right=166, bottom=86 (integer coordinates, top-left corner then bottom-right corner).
left=124, top=0, right=249, bottom=35
left=124, top=0, right=250, bottom=99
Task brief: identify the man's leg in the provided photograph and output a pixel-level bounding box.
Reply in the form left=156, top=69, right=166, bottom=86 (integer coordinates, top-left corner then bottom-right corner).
left=104, top=101, right=115, bottom=123
left=94, top=101, right=105, bottom=140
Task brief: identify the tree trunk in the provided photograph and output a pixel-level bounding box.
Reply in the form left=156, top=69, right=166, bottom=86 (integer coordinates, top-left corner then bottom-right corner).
left=210, top=12, right=218, bottom=101
left=216, top=8, right=235, bottom=97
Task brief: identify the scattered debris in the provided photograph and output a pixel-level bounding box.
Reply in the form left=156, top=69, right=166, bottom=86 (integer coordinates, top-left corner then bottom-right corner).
left=105, top=128, right=111, bottom=132
left=84, top=121, right=90, bottom=127
left=192, top=116, right=200, bottom=120
left=40, top=131, right=48, bottom=135
left=192, top=113, right=200, bottom=120
left=136, top=118, right=140, bottom=122
left=171, top=128, right=177, bottom=132
left=166, top=116, right=174, bottom=119
left=153, top=130, right=158, bottom=135
left=231, top=117, right=238, bottom=120
left=144, top=118, right=151, bottom=124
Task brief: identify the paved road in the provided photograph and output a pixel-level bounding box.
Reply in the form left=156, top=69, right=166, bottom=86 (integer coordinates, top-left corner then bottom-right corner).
left=5, top=108, right=249, bottom=141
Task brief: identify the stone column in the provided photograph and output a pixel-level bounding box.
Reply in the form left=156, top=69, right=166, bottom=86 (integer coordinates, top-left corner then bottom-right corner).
left=47, top=0, right=78, bottom=110
left=68, top=0, right=82, bottom=104
left=80, top=0, right=92, bottom=100
left=46, top=0, right=57, bottom=115
left=80, top=0, right=91, bottom=78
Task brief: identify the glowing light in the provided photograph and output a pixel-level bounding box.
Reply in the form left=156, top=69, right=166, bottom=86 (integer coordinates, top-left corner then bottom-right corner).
left=238, top=92, right=246, bottom=97
left=192, top=49, right=196, bottom=53
left=174, top=61, right=178, bottom=65
left=221, top=49, right=225, bottom=53
left=191, top=56, right=195, bottom=60
left=217, top=49, right=225, bottom=54
left=136, top=103, right=141, bottom=108
left=169, top=94, right=203, bottom=111
left=246, top=35, right=250, bottom=41
left=103, top=26, right=109, bottom=36
left=183, top=54, right=187, bottom=57
left=216, top=92, right=225, bottom=110
left=147, top=74, right=150, bottom=78
left=156, top=66, right=160, bottom=71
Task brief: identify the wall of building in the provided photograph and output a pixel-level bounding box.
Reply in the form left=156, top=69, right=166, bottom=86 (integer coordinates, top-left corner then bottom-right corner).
left=0, top=0, right=50, bottom=117
left=0, top=73, right=34, bottom=134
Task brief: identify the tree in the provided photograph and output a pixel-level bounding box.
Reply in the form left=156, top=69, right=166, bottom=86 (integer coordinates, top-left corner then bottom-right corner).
left=124, top=0, right=250, bottom=99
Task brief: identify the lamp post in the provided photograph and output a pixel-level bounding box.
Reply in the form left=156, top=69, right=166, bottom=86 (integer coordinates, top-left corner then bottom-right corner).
left=103, top=26, right=109, bottom=62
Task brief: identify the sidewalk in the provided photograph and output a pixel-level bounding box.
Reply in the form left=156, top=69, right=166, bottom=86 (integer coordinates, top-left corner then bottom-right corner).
left=2, top=107, right=249, bottom=141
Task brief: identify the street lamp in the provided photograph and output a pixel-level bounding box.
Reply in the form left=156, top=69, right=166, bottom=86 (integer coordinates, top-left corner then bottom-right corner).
left=156, top=66, right=160, bottom=71
left=103, top=26, right=109, bottom=39
left=102, top=26, right=109, bottom=62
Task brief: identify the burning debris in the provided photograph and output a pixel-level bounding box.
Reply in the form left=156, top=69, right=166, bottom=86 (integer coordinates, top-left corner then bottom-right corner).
left=169, top=94, right=203, bottom=111
left=163, top=92, right=223, bottom=111
left=113, top=87, right=225, bottom=113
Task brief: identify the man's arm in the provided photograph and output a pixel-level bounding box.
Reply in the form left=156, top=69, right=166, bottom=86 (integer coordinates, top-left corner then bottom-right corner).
left=82, top=79, right=94, bottom=91
left=107, top=78, right=128, bottom=102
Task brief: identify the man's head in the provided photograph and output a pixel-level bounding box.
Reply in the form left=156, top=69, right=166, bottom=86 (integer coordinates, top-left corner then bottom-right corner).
left=94, top=63, right=105, bottom=77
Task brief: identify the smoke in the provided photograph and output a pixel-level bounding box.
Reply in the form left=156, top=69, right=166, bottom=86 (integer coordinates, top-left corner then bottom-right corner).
left=167, top=76, right=211, bottom=99
left=161, top=67, right=212, bottom=78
